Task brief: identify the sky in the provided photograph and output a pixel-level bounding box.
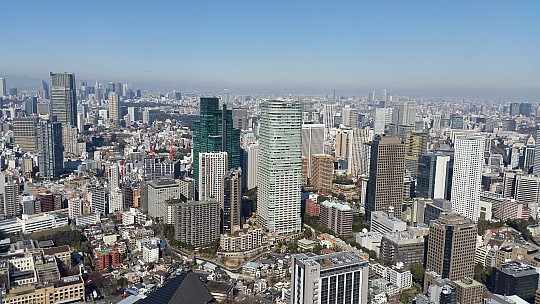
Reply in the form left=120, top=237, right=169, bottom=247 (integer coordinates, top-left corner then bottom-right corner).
left=1, top=1, right=539, bottom=99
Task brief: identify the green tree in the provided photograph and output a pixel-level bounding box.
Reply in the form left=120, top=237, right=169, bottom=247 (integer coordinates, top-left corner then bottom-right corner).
left=410, top=263, right=425, bottom=285
left=400, top=291, right=410, bottom=303
left=303, top=228, right=313, bottom=239
left=117, top=277, right=128, bottom=288
left=474, top=263, right=492, bottom=284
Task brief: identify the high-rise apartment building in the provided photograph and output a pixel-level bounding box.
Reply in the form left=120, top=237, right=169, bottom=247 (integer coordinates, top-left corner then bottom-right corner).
left=257, top=100, right=302, bottom=233
left=222, top=168, right=241, bottom=234
left=374, top=107, right=392, bottom=135
left=310, top=154, right=334, bottom=192
left=173, top=200, right=220, bottom=247
left=323, top=104, right=335, bottom=130
left=37, top=120, right=63, bottom=179
left=62, top=124, right=78, bottom=157
left=193, top=97, right=240, bottom=190
left=50, top=72, right=77, bottom=126
left=291, top=252, right=369, bottom=304
left=301, top=123, right=325, bottom=177
left=13, top=117, right=38, bottom=152
left=451, top=136, right=485, bottom=222
left=3, top=182, right=21, bottom=218
left=425, top=213, right=477, bottom=283
left=366, top=136, right=405, bottom=219
left=108, top=92, right=120, bottom=122
left=199, top=152, right=228, bottom=203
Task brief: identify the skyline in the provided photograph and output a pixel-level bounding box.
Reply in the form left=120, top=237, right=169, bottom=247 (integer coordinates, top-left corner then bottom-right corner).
left=1, top=1, right=539, bottom=99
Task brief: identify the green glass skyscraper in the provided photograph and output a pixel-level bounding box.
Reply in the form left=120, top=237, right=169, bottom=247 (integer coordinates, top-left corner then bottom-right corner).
left=193, top=97, right=240, bottom=191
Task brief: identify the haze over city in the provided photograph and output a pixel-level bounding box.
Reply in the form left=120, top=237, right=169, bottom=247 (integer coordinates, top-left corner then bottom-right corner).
left=2, top=1, right=539, bottom=98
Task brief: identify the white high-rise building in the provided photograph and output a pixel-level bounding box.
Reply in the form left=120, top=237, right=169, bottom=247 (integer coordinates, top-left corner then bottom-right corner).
left=199, top=152, right=228, bottom=202
left=342, top=106, right=359, bottom=128
left=245, top=142, right=259, bottom=190
left=374, top=107, right=392, bottom=135
left=257, top=99, right=302, bottom=233
left=533, top=127, right=540, bottom=175
left=109, top=188, right=123, bottom=213
left=323, top=104, right=335, bottom=130
left=0, top=78, right=6, bottom=97
left=451, top=136, right=485, bottom=222
left=392, top=101, right=416, bottom=127
left=348, top=128, right=373, bottom=177
left=301, top=123, right=325, bottom=177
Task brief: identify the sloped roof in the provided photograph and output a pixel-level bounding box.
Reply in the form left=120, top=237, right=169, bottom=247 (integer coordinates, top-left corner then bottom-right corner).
left=138, top=270, right=215, bottom=304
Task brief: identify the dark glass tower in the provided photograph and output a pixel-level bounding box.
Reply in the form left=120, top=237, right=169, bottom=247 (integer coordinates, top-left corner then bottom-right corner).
left=50, top=72, right=77, bottom=127
left=192, top=97, right=240, bottom=191
left=37, top=120, right=63, bottom=179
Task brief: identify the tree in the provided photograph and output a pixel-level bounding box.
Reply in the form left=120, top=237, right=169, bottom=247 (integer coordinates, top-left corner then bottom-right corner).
left=474, top=263, right=492, bottom=284
left=410, top=263, right=425, bottom=285
left=400, top=291, right=410, bottom=303
left=303, top=228, right=313, bottom=240
left=117, top=277, right=128, bottom=288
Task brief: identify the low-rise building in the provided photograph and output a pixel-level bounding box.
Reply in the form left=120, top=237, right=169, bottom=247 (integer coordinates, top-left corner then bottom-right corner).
left=142, top=244, right=160, bottom=263
left=219, top=228, right=263, bottom=252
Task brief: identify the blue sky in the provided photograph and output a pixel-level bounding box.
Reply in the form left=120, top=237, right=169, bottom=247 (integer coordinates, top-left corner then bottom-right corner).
left=1, top=1, right=539, bottom=98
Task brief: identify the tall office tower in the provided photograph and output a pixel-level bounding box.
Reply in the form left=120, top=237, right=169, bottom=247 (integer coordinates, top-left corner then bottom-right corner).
left=193, top=97, right=241, bottom=190
left=450, top=114, right=464, bottom=130
left=108, top=92, right=120, bottom=122
left=50, top=72, right=77, bottom=126
left=257, top=100, right=302, bottom=233
left=37, top=120, right=63, bottom=179
left=368, top=91, right=376, bottom=102
left=232, top=107, right=248, bottom=130
left=301, top=123, right=325, bottom=177
left=533, top=127, right=540, bottom=175
left=244, top=142, right=259, bottom=190
left=199, top=152, right=228, bottom=202
left=374, top=107, right=392, bottom=135
left=178, top=178, right=195, bottom=201
left=425, top=213, right=477, bottom=282
left=222, top=168, right=242, bottom=234
left=13, top=117, right=38, bottom=152
left=323, top=104, right=335, bottom=131
left=3, top=182, right=21, bottom=218
left=173, top=200, right=220, bottom=247
left=519, top=102, right=532, bottom=117
left=366, top=136, right=405, bottom=219
left=392, top=101, right=416, bottom=127
left=348, top=128, right=373, bottom=177
left=25, top=96, right=38, bottom=115
left=404, top=131, right=428, bottom=178
left=62, top=125, right=78, bottom=157
left=310, top=154, right=334, bottom=192
left=380, top=89, right=388, bottom=102
left=291, top=252, right=369, bottom=304
left=40, top=80, right=50, bottom=99
left=417, top=153, right=453, bottom=200
left=0, top=77, right=6, bottom=97
left=94, top=80, right=100, bottom=103
left=342, top=106, right=359, bottom=128
left=451, top=136, right=485, bottom=222
left=334, top=128, right=350, bottom=158
left=77, top=113, right=85, bottom=132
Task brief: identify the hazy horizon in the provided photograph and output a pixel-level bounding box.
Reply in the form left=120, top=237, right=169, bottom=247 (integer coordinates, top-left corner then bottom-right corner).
left=1, top=1, right=539, bottom=100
